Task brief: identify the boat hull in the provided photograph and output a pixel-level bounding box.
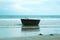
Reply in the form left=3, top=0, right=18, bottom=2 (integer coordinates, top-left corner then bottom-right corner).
left=21, top=19, right=40, bottom=26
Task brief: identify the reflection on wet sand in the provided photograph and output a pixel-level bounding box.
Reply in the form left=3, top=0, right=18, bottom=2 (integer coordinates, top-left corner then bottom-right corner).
left=21, top=25, right=40, bottom=32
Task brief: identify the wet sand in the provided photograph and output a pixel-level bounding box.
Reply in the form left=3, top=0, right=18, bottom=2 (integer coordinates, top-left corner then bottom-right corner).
left=0, top=34, right=60, bottom=40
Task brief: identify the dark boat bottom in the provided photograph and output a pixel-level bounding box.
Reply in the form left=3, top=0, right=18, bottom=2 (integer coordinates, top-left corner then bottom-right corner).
left=22, top=22, right=39, bottom=26
left=21, top=19, right=40, bottom=26
left=22, top=24, right=39, bottom=26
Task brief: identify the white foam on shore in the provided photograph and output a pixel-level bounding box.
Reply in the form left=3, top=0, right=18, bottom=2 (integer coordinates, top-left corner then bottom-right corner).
left=0, top=18, right=60, bottom=28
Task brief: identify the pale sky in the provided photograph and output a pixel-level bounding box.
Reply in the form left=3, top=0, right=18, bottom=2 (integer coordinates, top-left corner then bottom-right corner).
left=0, top=0, right=60, bottom=15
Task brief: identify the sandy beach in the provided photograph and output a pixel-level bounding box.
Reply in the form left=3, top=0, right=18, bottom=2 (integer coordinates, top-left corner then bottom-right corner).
left=0, top=18, right=60, bottom=40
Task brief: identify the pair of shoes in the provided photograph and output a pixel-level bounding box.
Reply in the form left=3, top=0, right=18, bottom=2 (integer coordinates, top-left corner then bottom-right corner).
left=39, top=33, right=43, bottom=35
left=50, top=34, right=54, bottom=36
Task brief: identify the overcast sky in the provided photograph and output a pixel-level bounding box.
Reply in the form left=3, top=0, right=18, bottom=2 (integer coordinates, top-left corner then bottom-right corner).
left=0, top=0, right=60, bottom=15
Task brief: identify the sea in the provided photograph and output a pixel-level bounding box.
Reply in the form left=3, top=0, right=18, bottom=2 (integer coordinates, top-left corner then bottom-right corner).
left=0, top=15, right=60, bottom=38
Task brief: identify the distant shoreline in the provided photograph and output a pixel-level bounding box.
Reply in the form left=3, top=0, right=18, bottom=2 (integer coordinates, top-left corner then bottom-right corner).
left=0, top=15, right=60, bottom=18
